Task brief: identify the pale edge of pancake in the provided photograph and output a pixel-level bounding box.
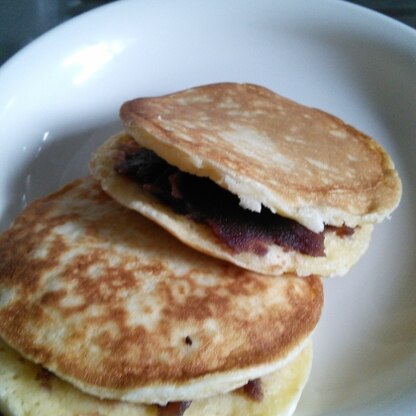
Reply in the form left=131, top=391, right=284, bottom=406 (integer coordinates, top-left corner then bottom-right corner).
left=90, top=132, right=373, bottom=278
left=47, top=337, right=310, bottom=405
left=0, top=338, right=313, bottom=416
left=121, top=97, right=402, bottom=234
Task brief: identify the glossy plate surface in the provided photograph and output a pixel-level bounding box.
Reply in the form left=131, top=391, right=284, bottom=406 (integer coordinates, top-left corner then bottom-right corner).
left=0, top=0, right=415, bottom=415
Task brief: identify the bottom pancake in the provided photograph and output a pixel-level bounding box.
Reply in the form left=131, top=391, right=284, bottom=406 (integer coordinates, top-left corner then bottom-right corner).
left=0, top=338, right=312, bottom=416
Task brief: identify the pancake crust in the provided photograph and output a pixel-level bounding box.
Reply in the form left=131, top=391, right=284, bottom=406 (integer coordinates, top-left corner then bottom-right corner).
left=0, top=177, right=322, bottom=404
left=120, top=83, right=402, bottom=232
left=0, top=338, right=313, bottom=416
left=91, top=133, right=373, bottom=277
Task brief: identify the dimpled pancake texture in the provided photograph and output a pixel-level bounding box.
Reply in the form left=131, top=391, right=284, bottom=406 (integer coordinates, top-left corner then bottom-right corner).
left=0, top=338, right=313, bottom=416
left=91, top=133, right=373, bottom=277
left=120, top=83, right=402, bottom=232
left=0, top=177, right=323, bottom=405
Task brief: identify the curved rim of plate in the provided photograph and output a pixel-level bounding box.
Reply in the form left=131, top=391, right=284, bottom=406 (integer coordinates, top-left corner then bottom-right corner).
left=0, top=0, right=415, bottom=76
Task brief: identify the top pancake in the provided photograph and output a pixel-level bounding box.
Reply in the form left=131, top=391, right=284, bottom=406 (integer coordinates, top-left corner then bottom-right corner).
left=120, top=83, right=402, bottom=232
left=0, top=176, right=322, bottom=405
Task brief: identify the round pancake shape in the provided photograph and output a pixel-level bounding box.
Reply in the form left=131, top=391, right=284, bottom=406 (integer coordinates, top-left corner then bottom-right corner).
left=0, top=177, right=322, bottom=404
left=120, top=82, right=402, bottom=233
left=0, top=337, right=313, bottom=416
left=91, top=133, right=373, bottom=278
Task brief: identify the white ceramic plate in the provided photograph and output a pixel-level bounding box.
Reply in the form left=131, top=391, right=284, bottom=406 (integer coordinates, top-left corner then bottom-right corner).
left=0, top=0, right=415, bottom=414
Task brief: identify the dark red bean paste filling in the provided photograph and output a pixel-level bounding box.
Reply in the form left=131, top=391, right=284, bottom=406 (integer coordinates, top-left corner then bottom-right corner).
left=242, top=378, right=264, bottom=402
left=115, top=147, right=353, bottom=257
left=156, top=377, right=263, bottom=415
left=157, top=401, right=192, bottom=416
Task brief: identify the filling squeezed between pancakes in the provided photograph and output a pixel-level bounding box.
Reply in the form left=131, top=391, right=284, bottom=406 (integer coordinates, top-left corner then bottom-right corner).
left=114, top=144, right=353, bottom=257
left=157, top=379, right=263, bottom=415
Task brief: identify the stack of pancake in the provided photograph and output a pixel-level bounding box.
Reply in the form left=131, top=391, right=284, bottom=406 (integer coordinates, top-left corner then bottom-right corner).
left=0, top=83, right=401, bottom=416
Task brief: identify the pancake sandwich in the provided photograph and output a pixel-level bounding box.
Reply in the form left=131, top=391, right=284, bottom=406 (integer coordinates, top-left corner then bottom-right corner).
left=91, top=83, right=402, bottom=277
left=0, top=176, right=323, bottom=415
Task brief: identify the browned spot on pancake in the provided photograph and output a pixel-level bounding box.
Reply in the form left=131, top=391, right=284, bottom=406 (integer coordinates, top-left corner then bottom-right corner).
left=185, top=336, right=192, bottom=345
left=162, top=288, right=230, bottom=321
left=0, top=204, right=75, bottom=296
left=40, top=289, right=68, bottom=306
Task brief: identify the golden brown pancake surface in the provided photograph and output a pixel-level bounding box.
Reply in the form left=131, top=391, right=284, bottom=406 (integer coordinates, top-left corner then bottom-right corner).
left=0, top=177, right=322, bottom=404
left=120, top=83, right=401, bottom=232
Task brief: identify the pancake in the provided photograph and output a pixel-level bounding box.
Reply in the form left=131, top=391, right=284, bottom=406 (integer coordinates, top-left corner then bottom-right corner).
left=0, top=176, right=322, bottom=406
left=119, top=83, right=401, bottom=233
left=0, top=337, right=313, bottom=416
left=91, top=132, right=373, bottom=277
